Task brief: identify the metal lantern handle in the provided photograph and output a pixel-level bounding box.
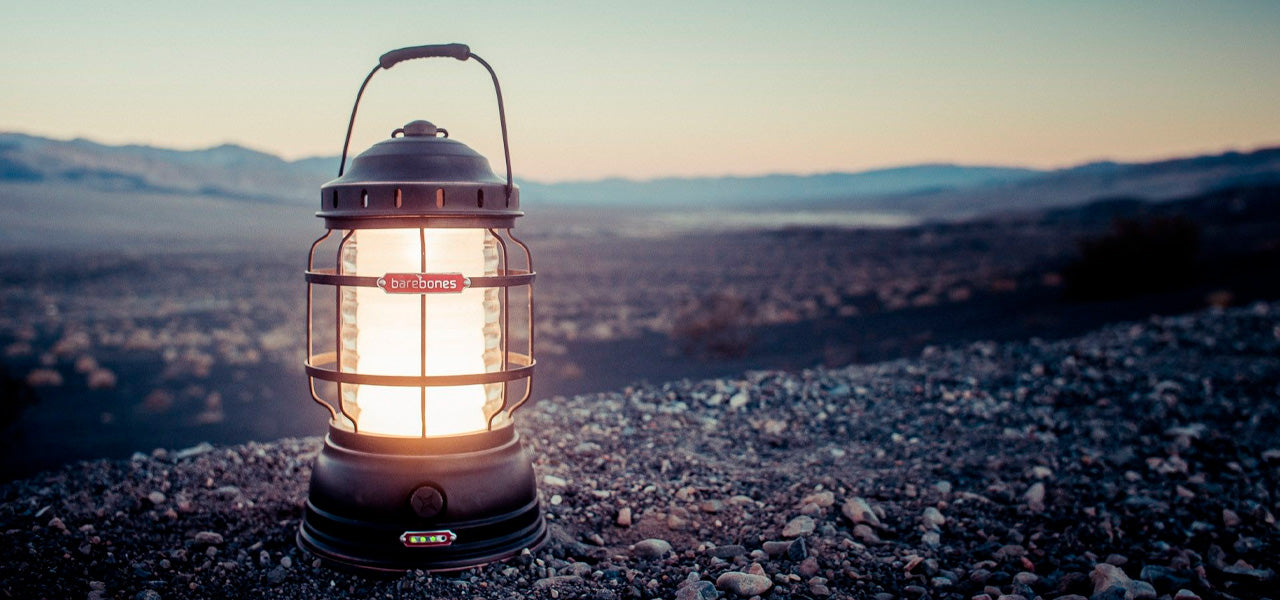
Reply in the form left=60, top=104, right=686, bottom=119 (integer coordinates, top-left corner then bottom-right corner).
left=337, top=43, right=515, bottom=200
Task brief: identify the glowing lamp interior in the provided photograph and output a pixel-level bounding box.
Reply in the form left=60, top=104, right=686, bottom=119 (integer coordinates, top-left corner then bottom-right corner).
left=340, top=228, right=503, bottom=437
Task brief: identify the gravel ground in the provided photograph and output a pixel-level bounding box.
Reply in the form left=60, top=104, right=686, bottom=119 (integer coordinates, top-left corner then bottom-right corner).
left=1, top=303, right=1277, bottom=600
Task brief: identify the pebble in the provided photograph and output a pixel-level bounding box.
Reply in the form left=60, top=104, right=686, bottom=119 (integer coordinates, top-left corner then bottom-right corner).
left=543, top=475, right=568, bottom=487
left=761, top=541, right=790, bottom=557
left=787, top=537, right=807, bottom=561
left=922, top=506, right=946, bottom=529
left=798, top=556, right=820, bottom=577
left=709, top=544, right=747, bottom=559
left=1012, top=571, right=1038, bottom=586
left=534, top=576, right=583, bottom=589
left=1173, top=590, right=1201, bottom=600
left=1090, top=563, right=1156, bottom=600
left=1221, top=508, right=1241, bottom=527
left=675, top=580, right=718, bottom=600
left=631, top=538, right=672, bottom=559
left=146, top=491, right=166, bottom=504
left=842, top=497, right=882, bottom=527
left=801, top=490, right=835, bottom=507
left=922, top=531, right=941, bottom=548
left=192, top=531, right=223, bottom=545
left=782, top=515, right=815, bottom=537
left=715, top=572, right=772, bottom=597
left=266, top=566, right=286, bottom=584
left=616, top=507, right=632, bottom=527
left=852, top=524, right=881, bottom=544
left=1023, top=482, right=1045, bottom=512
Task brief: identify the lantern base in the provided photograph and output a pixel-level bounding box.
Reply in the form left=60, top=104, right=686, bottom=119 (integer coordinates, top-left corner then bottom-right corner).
left=298, top=425, right=546, bottom=572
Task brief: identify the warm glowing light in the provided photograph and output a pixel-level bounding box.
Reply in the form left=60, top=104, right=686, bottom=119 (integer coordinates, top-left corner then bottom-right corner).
left=340, top=228, right=503, bottom=436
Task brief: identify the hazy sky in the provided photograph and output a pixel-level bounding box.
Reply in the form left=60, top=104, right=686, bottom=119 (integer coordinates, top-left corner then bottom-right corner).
left=3, top=1, right=1279, bottom=182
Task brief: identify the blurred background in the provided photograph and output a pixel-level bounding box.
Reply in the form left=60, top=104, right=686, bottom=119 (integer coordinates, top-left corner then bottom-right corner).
left=2, top=1, right=1279, bottom=480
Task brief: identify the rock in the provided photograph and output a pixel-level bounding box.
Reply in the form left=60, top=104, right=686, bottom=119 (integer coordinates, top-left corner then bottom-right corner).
left=922, top=507, right=946, bottom=529
left=1221, top=508, right=1240, bottom=527
left=1013, top=571, right=1038, bottom=586
left=1220, top=562, right=1274, bottom=582
left=715, top=572, right=772, bottom=597
left=534, top=576, right=584, bottom=588
left=922, top=530, right=941, bottom=548
left=543, top=475, right=568, bottom=487
left=1024, top=483, right=1045, bottom=512
left=279, top=556, right=292, bottom=568
left=782, top=515, right=815, bottom=537
left=675, top=580, right=718, bottom=600
left=1173, top=590, right=1201, bottom=600
left=192, top=531, right=223, bottom=545
left=801, top=490, right=835, bottom=508
left=1090, top=563, right=1156, bottom=600
left=708, top=544, right=747, bottom=559
left=266, top=566, right=287, bottom=584
left=761, top=541, right=790, bottom=557
left=798, top=556, right=820, bottom=577
left=146, top=491, right=166, bottom=504
left=934, top=480, right=953, bottom=495
left=699, top=499, right=725, bottom=513
left=842, top=497, right=882, bottom=527
left=616, top=507, right=632, bottom=527
left=173, top=442, right=214, bottom=460
left=787, top=537, right=808, bottom=561
left=728, top=390, right=749, bottom=409
left=993, top=544, right=1026, bottom=561
left=852, top=524, right=881, bottom=544
left=631, top=538, right=672, bottom=559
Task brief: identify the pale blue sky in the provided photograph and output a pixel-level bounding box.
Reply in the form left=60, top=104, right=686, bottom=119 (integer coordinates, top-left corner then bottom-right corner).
left=3, top=1, right=1278, bottom=181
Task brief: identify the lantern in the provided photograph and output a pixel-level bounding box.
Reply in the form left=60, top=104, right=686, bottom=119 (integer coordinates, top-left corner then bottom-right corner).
left=297, top=43, right=545, bottom=571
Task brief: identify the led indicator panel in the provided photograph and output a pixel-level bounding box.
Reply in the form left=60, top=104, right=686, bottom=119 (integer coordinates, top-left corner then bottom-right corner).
left=401, top=530, right=457, bottom=548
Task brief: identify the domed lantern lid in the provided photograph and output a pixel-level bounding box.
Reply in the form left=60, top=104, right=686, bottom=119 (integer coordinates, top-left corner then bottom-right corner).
left=318, top=119, right=520, bottom=228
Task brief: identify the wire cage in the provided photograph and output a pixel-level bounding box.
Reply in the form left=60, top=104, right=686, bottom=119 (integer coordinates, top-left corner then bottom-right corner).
left=303, top=221, right=536, bottom=438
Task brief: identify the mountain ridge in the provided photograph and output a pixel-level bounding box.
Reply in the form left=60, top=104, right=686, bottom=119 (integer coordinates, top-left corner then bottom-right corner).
left=2, top=131, right=1279, bottom=218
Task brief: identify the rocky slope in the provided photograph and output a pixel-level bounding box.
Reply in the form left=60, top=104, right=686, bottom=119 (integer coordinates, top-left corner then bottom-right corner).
left=1, top=303, right=1277, bottom=600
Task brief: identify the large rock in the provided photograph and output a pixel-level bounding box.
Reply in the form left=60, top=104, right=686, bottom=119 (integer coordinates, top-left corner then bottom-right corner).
left=1090, top=563, right=1156, bottom=600
left=841, top=497, right=881, bottom=527
left=631, top=538, right=672, bottom=559
left=715, top=572, right=772, bottom=597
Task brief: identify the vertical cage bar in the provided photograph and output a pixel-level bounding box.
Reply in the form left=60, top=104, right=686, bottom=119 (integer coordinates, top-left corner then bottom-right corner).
left=336, top=230, right=358, bottom=432
left=307, top=230, right=337, bottom=420
left=505, top=230, right=535, bottom=417
left=419, top=227, right=428, bottom=438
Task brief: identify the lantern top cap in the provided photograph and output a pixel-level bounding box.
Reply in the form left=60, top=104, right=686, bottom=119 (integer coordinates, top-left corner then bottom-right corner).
left=317, top=120, right=521, bottom=224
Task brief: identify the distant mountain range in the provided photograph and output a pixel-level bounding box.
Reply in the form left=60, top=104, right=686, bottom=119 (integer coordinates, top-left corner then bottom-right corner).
left=1, top=131, right=1279, bottom=249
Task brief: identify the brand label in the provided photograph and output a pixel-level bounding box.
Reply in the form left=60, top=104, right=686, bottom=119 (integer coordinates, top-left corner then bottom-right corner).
left=377, top=273, right=469, bottom=294
left=401, top=530, right=456, bottom=547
